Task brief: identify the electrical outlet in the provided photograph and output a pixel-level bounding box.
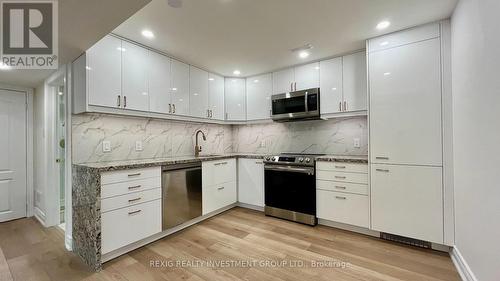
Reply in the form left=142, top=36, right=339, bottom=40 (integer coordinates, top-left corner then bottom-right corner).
left=353, top=138, right=361, bottom=148
left=102, top=141, right=111, bottom=152
left=135, top=140, right=143, bottom=151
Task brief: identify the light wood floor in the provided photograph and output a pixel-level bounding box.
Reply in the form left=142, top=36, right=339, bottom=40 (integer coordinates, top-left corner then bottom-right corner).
left=0, top=207, right=460, bottom=281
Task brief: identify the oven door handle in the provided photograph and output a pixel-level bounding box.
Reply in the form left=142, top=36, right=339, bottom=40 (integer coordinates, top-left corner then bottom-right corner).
left=265, top=165, right=315, bottom=175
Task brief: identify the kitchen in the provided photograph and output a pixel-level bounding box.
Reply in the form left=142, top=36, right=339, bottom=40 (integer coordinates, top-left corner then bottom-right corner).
left=0, top=0, right=498, bottom=280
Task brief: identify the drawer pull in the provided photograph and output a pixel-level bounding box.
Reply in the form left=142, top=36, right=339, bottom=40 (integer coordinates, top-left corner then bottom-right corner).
left=334, top=165, right=346, bottom=169
left=217, top=186, right=225, bottom=190
left=128, top=173, right=142, bottom=177
left=335, top=176, right=346, bottom=179
left=376, top=169, right=390, bottom=172
left=335, top=186, right=346, bottom=190
left=128, top=210, right=142, bottom=215
left=128, top=197, right=142, bottom=203
left=215, top=162, right=228, bottom=166
left=128, top=185, right=142, bottom=190
left=375, top=157, right=389, bottom=160
left=335, top=196, right=347, bottom=200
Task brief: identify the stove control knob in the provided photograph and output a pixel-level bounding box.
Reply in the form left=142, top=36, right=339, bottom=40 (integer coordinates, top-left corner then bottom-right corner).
left=272, top=157, right=277, bottom=161
left=298, top=157, right=304, bottom=162
left=265, top=156, right=270, bottom=161
left=305, top=157, right=311, bottom=163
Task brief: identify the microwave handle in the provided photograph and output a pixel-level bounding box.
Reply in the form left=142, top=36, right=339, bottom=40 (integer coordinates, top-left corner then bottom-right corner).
left=304, top=91, right=308, bottom=112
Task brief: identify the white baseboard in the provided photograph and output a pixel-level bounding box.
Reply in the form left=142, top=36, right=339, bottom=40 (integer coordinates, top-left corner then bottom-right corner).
left=450, top=247, right=478, bottom=281
left=34, top=207, right=47, bottom=227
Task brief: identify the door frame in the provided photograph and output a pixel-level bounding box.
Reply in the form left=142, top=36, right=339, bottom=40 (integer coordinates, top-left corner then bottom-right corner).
left=0, top=84, right=34, bottom=219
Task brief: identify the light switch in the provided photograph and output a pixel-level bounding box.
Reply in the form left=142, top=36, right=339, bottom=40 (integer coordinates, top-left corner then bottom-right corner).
left=135, top=140, right=143, bottom=151
left=353, top=138, right=361, bottom=148
left=102, top=141, right=111, bottom=152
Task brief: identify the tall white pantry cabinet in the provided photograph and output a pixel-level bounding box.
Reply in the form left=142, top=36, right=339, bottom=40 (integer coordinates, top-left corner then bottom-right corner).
left=368, top=22, right=454, bottom=245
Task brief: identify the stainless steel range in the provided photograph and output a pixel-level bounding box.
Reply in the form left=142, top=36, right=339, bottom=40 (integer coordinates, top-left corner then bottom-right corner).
left=263, top=153, right=323, bottom=226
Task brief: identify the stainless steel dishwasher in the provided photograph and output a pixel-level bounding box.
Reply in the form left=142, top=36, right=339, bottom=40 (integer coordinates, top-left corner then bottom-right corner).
left=162, top=162, right=202, bottom=230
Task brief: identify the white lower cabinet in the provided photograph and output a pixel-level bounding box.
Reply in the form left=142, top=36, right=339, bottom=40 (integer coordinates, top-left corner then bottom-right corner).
left=317, top=190, right=369, bottom=228
left=202, top=158, right=237, bottom=215
left=371, top=164, right=443, bottom=243
left=237, top=158, right=264, bottom=207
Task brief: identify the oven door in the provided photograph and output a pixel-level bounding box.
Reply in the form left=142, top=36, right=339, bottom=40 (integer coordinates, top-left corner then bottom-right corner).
left=264, top=165, right=316, bottom=216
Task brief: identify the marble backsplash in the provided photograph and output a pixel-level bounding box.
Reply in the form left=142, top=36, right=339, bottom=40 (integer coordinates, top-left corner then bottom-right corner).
left=72, top=114, right=233, bottom=164
left=72, top=114, right=367, bottom=164
left=232, top=116, right=368, bottom=155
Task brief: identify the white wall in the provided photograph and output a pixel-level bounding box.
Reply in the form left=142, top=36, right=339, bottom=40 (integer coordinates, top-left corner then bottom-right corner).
left=451, top=0, right=500, bottom=280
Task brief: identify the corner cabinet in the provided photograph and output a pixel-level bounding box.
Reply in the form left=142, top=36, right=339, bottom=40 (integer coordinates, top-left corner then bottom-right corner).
left=246, top=73, right=272, bottom=121
left=224, top=78, right=246, bottom=121
left=208, top=73, right=225, bottom=120
left=189, top=66, right=209, bottom=118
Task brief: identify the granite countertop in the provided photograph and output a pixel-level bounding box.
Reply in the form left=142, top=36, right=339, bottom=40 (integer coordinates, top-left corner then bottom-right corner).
left=316, top=155, right=368, bottom=163
left=73, top=153, right=267, bottom=172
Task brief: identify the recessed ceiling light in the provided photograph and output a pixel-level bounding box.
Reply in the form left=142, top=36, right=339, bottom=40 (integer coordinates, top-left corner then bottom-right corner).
left=233, top=70, right=241, bottom=75
left=208, top=78, right=215, bottom=81
left=0, top=62, right=11, bottom=70
left=141, top=30, right=155, bottom=39
left=172, top=87, right=177, bottom=91
left=376, top=20, right=391, bottom=30
left=299, top=51, right=309, bottom=59
left=58, top=91, right=64, bottom=96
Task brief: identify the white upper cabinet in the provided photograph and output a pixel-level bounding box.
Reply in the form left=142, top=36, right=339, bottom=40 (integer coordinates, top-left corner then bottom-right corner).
left=189, top=66, right=209, bottom=118
left=320, top=57, right=343, bottom=114
left=208, top=73, right=225, bottom=120
left=148, top=51, right=171, bottom=114
left=272, top=68, right=294, bottom=95
left=170, top=59, right=190, bottom=115
left=121, top=41, right=149, bottom=111
left=343, top=52, right=367, bottom=112
left=86, top=35, right=122, bottom=108
left=369, top=38, right=442, bottom=166
left=294, top=62, right=320, bottom=91
left=225, top=78, right=246, bottom=121
left=246, top=73, right=272, bottom=120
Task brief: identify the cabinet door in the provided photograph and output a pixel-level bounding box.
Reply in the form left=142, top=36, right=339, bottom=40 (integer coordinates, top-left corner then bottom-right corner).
left=189, top=66, right=209, bottom=118
left=148, top=52, right=171, bottom=114
left=208, top=73, right=225, bottom=120
left=343, top=52, right=367, bottom=112
left=371, top=164, right=443, bottom=243
left=87, top=35, right=122, bottom=108
left=369, top=38, right=442, bottom=166
left=121, top=41, right=149, bottom=111
left=294, top=62, right=319, bottom=91
left=224, top=78, right=246, bottom=121
left=272, top=68, right=294, bottom=95
left=170, top=59, right=190, bottom=115
left=319, top=58, right=343, bottom=114
left=246, top=73, right=272, bottom=120
left=237, top=158, right=264, bottom=207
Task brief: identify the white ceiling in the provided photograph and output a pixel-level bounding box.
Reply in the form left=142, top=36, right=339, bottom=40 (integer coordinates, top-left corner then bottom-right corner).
left=113, top=0, right=458, bottom=77
left=0, top=0, right=151, bottom=88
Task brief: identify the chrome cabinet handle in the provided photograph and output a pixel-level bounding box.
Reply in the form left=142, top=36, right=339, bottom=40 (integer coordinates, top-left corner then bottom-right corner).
left=343, top=101, right=347, bottom=111
left=375, top=157, right=389, bottom=160
left=128, top=173, right=141, bottom=177
left=169, top=104, right=172, bottom=113
left=128, top=210, right=142, bottom=215
left=128, top=185, right=141, bottom=190
left=335, top=196, right=347, bottom=200
left=335, top=165, right=346, bottom=169
left=214, top=162, right=228, bottom=166
left=376, top=168, right=390, bottom=172
left=128, top=197, right=142, bottom=203
left=123, top=96, right=127, bottom=108
left=207, top=109, right=210, bottom=118
left=217, top=186, right=225, bottom=190
left=290, top=82, right=293, bottom=92
left=117, top=95, right=121, bottom=107
left=294, top=82, right=297, bottom=91
left=172, top=104, right=176, bottom=113
left=335, top=176, right=346, bottom=179
left=335, top=186, right=346, bottom=190
left=339, top=102, right=342, bottom=111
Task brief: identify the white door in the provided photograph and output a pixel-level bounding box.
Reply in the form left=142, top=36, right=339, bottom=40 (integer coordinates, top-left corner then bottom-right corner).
left=87, top=35, right=122, bottom=108
left=224, top=78, right=246, bottom=121
left=343, top=52, right=367, bottom=112
left=272, top=68, right=294, bottom=95
left=0, top=90, right=27, bottom=222
left=246, top=73, right=272, bottom=120
left=237, top=159, right=264, bottom=207
left=148, top=51, right=172, bottom=114
left=369, top=38, right=442, bottom=166
left=208, top=73, right=224, bottom=120
left=320, top=57, right=343, bottom=114
left=171, top=59, right=190, bottom=115
left=189, top=66, right=209, bottom=118
left=294, top=62, right=319, bottom=91
left=121, top=41, right=149, bottom=111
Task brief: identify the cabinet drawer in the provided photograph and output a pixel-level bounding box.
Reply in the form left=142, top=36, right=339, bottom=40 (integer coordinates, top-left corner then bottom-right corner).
left=316, top=180, right=368, bottom=195
left=202, top=158, right=236, bottom=186
left=202, top=181, right=237, bottom=215
left=101, top=166, right=161, bottom=185
left=101, top=199, right=161, bottom=254
left=316, top=162, right=368, bottom=174
left=101, top=188, right=161, bottom=213
left=316, top=171, right=368, bottom=184
left=317, top=190, right=369, bottom=228
left=101, top=177, right=161, bottom=199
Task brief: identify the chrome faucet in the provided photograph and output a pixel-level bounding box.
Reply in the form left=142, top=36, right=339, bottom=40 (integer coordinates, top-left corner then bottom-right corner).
left=195, top=130, right=206, bottom=157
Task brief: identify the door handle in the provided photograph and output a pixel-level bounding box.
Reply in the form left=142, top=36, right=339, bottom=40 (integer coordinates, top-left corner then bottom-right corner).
left=335, top=186, right=346, bottom=190
left=128, top=185, right=141, bottom=190
left=375, top=157, right=389, bottom=160
left=339, top=102, right=342, bottom=111
left=128, top=210, right=142, bottom=215
left=290, top=82, right=293, bottom=92
left=207, top=109, right=210, bottom=118
left=217, top=186, right=225, bottom=190
left=294, top=82, right=297, bottom=91
left=117, top=95, right=121, bottom=107
left=334, top=176, right=346, bottom=179
left=335, top=196, right=347, bottom=200
left=169, top=104, right=172, bottom=113
left=123, top=96, right=127, bottom=108
left=376, top=169, right=390, bottom=172
left=172, top=104, right=176, bottom=113
left=334, top=165, right=346, bottom=169
left=128, top=197, right=142, bottom=203
left=128, top=173, right=141, bottom=177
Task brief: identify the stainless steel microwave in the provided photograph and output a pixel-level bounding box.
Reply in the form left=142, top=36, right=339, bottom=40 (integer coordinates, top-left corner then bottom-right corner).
left=271, top=88, right=320, bottom=122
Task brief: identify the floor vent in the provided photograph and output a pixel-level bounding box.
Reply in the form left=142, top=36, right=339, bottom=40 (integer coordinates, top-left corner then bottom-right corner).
left=380, top=233, right=432, bottom=249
